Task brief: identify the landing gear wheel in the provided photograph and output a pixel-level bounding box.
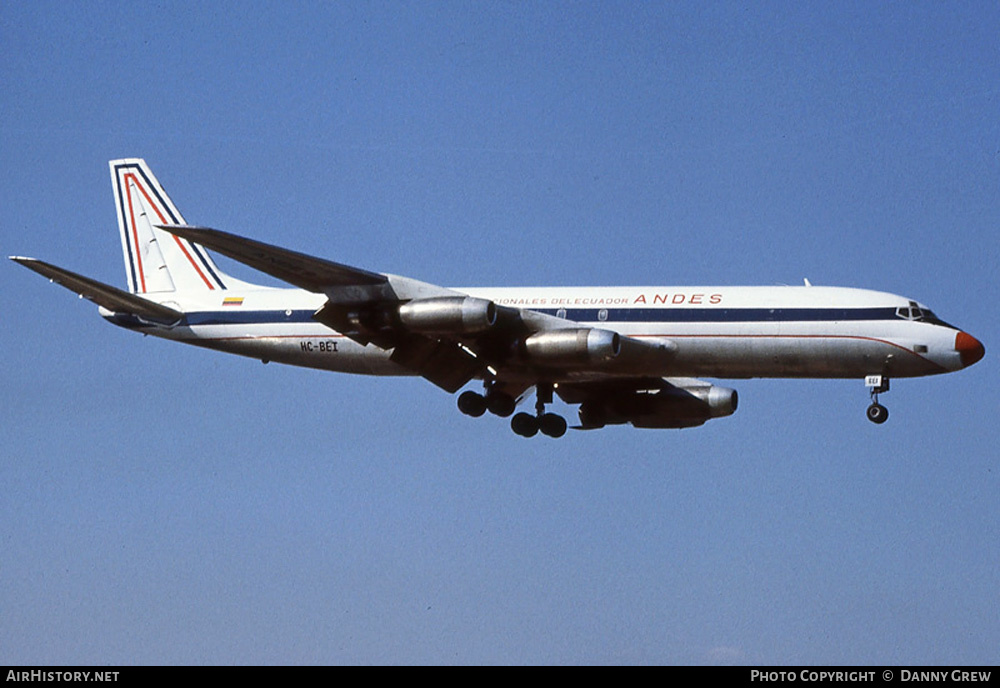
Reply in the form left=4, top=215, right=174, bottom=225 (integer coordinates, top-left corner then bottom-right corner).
left=864, top=375, right=891, bottom=425
left=511, top=412, right=539, bottom=438
left=485, top=392, right=516, bottom=418
left=538, top=413, right=567, bottom=438
left=866, top=403, right=889, bottom=424
left=457, top=391, right=487, bottom=417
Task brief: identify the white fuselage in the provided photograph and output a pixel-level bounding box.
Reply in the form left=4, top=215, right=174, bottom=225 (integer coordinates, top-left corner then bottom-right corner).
left=18, top=158, right=979, bottom=434
left=104, top=283, right=968, bottom=382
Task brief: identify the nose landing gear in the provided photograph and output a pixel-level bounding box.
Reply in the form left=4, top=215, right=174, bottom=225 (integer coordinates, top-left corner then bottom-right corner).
left=865, top=375, right=890, bottom=424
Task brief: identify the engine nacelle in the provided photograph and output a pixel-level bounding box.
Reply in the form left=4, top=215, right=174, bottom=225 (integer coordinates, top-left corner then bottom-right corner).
left=397, top=297, right=497, bottom=334
left=577, top=382, right=738, bottom=429
left=523, top=328, right=621, bottom=366
left=683, top=384, right=739, bottom=419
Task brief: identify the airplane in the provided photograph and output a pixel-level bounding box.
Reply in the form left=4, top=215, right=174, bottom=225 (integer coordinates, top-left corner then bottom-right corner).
left=11, top=158, right=985, bottom=438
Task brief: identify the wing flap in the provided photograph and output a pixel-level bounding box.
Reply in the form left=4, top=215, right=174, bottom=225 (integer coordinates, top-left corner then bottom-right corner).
left=389, top=335, right=482, bottom=393
left=11, top=257, right=182, bottom=325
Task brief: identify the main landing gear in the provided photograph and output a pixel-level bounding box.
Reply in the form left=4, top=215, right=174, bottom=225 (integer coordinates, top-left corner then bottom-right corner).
left=510, top=383, right=567, bottom=439
left=865, top=375, right=890, bottom=424
left=457, top=387, right=516, bottom=418
left=456, top=382, right=567, bottom=438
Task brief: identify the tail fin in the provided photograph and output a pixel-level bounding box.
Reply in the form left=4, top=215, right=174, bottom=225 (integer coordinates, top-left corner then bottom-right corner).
left=110, top=159, right=240, bottom=294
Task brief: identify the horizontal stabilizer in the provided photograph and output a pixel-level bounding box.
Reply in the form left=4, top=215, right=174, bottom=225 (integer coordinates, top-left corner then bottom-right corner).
left=157, top=225, right=392, bottom=298
left=10, top=257, right=182, bottom=325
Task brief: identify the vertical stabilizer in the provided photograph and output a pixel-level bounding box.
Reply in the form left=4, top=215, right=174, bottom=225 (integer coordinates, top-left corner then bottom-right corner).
left=110, top=158, right=233, bottom=294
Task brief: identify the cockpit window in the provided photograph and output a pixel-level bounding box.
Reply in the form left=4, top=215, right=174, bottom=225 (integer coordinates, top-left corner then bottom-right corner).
left=895, top=302, right=957, bottom=329
left=921, top=310, right=957, bottom=329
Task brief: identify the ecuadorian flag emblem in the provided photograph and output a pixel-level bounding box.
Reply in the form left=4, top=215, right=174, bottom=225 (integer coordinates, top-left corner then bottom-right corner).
left=223, top=297, right=244, bottom=307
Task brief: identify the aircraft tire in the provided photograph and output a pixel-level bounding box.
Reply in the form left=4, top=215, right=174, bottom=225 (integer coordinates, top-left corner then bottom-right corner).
left=511, top=412, right=539, bottom=438
left=539, top=413, right=567, bottom=438
left=866, top=403, right=889, bottom=424
left=458, top=391, right=487, bottom=417
left=486, top=392, right=517, bottom=418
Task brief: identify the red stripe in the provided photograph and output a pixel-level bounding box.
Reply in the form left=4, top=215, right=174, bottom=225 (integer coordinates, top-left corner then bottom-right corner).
left=173, top=333, right=947, bottom=373
left=123, top=176, right=146, bottom=293
left=169, top=234, right=216, bottom=290
left=124, top=172, right=215, bottom=290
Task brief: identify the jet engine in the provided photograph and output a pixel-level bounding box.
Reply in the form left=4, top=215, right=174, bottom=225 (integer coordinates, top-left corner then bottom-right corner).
left=575, top=381, right=738, bottom=429
left=522, top=328, right=621, bottom=366
left=397, top=296, right=497, bottom=334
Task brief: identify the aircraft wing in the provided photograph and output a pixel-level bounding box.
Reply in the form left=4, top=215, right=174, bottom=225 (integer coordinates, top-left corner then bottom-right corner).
left=157, top=225, right=395, bottom=301
left=10, top=257, right=182, bottom=325
left=156, top=226, right=676, bottom=393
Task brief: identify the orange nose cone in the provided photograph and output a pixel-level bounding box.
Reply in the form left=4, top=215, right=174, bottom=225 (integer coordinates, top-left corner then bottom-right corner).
left=955, top=331, right=985, bottom=367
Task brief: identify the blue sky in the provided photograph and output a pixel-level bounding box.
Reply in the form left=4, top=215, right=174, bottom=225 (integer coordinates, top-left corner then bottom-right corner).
left=2, top=1, right=997, bottom=665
